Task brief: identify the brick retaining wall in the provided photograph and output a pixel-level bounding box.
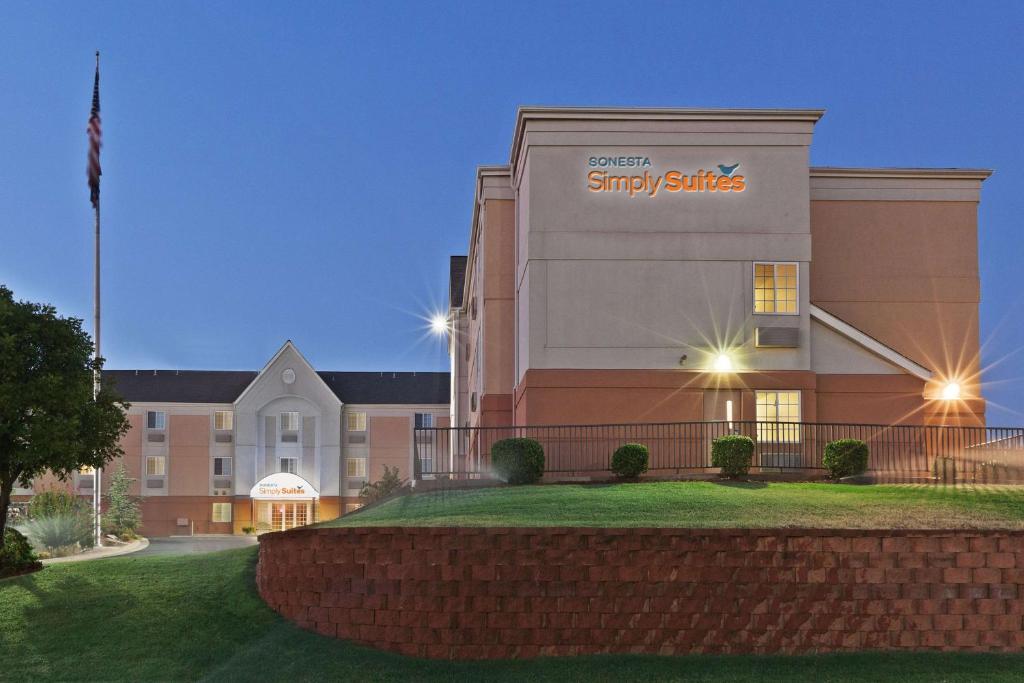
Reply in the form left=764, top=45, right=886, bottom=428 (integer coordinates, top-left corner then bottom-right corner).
left=256, top=527, right=1024, bottom=659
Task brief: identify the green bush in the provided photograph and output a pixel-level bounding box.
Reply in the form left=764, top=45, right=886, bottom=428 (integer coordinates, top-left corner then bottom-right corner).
left=611, top=443, right=649, bottom=478
left=28, top=489, right=82, bottom=519
left=28, top=489, right=93, bottom=549
left=360, top=465, right=405, bottom=503
left=491, top=438, right=545, bottom=485
left=822, top=439, right=869, bottom=479
left=0, top=528, right=41, bottom=577
left=25, top=515, right=89, bottom=557
left=711, top=435, right=754, bottom=479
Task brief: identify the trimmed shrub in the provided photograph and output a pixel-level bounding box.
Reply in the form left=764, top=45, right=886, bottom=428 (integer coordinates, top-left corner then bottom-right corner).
left=822, top=439, right=870, bottom=479
left=711, top=435, right=754, bottom=479
left=491, top=438, right=545, bottom=485
left=0, top=528, right=42, bottom=578
left=611, top=443, right=649, bottom=479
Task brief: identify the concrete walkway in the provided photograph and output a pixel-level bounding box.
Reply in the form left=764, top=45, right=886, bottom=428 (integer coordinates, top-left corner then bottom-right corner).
left=42, top=537, right=149, bottom=564
left=134, top=535, right=257, bottom=557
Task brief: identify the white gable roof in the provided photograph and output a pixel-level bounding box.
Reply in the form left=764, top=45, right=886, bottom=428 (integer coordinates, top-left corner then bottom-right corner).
left=809, top=305, right=933, bottom=381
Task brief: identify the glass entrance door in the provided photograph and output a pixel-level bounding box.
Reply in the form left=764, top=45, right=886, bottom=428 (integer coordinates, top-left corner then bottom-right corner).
left=269, top=502, right=311, bottom=531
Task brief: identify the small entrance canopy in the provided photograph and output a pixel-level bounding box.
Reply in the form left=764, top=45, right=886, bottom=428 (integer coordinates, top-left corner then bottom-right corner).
left=249, top=472, right=319, bottom=500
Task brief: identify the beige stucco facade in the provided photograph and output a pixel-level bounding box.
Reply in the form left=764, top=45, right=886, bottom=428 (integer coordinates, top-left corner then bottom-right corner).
left=447, top=107, right=990, bottom=430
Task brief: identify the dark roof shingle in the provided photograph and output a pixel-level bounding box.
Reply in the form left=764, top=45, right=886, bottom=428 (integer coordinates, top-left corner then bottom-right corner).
left=102, top=369, right=449, bottom=405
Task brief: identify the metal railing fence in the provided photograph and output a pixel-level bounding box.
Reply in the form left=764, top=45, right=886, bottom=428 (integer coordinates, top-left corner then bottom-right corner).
left=412, top=421, right=1024, bottom=482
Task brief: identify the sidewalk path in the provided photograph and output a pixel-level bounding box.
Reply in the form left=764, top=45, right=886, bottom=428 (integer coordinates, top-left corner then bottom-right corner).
left=42, top=537, right=149, bottom=564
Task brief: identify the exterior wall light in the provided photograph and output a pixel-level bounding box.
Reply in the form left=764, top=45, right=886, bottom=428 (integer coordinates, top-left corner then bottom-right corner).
left=713, top=353, right=733, bottom=372
left=940, top=382, right=962, bottom=400
left=430, top=314, right=449, bottom=336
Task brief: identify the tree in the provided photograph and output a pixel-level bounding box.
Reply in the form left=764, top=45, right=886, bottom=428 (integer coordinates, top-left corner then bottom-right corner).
left=104, top=464, right=140, bottom=538
left=0, top=285, right=130, bottom=557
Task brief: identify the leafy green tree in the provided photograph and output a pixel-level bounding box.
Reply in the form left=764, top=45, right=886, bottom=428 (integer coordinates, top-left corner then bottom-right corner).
left=104, top=464, right=141, bottom=538
left=0, top=285, right=130, bottom=557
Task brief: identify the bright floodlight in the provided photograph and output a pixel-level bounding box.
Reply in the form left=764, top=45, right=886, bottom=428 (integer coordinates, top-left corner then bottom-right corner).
left=713, top=353, right=733, bottom=372
left=941, top=382, right=961, bottom=400
left=430, top=314, right=448, bottom=336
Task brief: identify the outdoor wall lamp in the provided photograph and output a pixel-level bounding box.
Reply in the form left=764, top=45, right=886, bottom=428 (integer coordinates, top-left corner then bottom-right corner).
left=940, top=382, right=962, bottom=400
left=712, top=353, right=734, bottom=372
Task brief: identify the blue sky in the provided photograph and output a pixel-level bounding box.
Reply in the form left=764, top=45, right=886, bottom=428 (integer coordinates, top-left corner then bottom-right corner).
left=1, top=2, right=1022, bottom=422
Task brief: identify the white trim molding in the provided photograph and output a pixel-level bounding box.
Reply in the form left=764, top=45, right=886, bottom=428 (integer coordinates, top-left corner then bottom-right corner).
left=809, top=305, right=933, bottom=381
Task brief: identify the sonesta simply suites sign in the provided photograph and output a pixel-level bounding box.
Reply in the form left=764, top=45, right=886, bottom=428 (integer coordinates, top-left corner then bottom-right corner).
left=586, top=155, right=746, bottom=198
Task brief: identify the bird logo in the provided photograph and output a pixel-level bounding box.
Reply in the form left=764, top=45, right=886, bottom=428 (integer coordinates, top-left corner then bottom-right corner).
left=717, top=163, right=740, bottom=177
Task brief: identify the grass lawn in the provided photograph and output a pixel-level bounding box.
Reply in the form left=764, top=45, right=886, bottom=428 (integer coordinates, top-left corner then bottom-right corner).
left=324, top=481, right=1024, bottom=529
left=2, top=547, right=1024, bottom=682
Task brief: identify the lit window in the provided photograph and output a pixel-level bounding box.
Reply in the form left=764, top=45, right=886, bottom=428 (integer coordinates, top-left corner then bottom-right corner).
left=347, top=412, right=366, bottom=432
left=345, top=503, right=364, bottom=514
left=214, top=457, right=232, bottom=477
left=756, top=391, right=801, bottom=443
left=415, top=413, right=434, bottom=429
left=280, top=457, right=297, bottom=474
left=146, top=411, right=166, bottom=430
left=346, top=458, right=367, bottom=478
left=214, top=411, right=233, bottom=431
left=212, top=503, right=232, bottom=523
left=146, top=455, right=166, bottom=476
left=280, top=412, right=300, bottom=432
left=754, top=263, right=798, bottom=314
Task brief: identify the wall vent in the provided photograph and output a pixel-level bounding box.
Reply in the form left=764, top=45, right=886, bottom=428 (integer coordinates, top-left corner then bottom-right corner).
left=755, top=326, right=799, bottom=348
left=147, top=433, right=166, bottom=443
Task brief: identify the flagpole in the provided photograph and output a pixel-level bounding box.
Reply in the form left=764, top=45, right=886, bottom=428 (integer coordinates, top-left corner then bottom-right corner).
left=91, top=50, right=103, bottom=548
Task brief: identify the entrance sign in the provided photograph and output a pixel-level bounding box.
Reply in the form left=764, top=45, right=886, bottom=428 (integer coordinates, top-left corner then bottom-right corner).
left=249, top=472, right=319, bottom=500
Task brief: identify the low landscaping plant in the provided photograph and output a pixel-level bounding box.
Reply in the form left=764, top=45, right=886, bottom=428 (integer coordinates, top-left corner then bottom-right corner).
left=822, top=439, right=869, bottom=479
left=0, top=528, right=42, bottom=578
left=611, top=443, right=649, bottom=478
left=360, top=465, right=405, bottom=504
left=24, top=515, right=88, bottom=557
left=27, top=489, right=93, bottom=550
left=711, top=435, right=754, bottom=479
left=491, top=438, right=545, bottom=485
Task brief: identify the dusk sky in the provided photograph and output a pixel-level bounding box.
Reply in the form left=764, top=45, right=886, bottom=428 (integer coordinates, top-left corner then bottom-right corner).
left=1, top=2, right=1022, bottom=423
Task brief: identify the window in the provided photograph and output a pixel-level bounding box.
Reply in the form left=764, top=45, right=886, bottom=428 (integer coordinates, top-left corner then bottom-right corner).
left=213, top=457, right=232, bottom=477
left=415, top=413, right=434, bottom=429
left=280, top=412, right=299, bottom=431
left=753, top=262, right=798, bottom=314
left=280, top=457, right=297, bottom=474
left=347, top=412, right=366, bottom=432
left=345, top=503, right=364, bottom=514
left=212, top=503, right=232, bottom=523
left=214, top=410, right=233, bottom=431
left=146, top=455, right=166, bottom=476
left=346, top=458, right=366, bottom=478
left=756, top=391, right=802, bottom=443
left=146, top=411, right=166, bottom=430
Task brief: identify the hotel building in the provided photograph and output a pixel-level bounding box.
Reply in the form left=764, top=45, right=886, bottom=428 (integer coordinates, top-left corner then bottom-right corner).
left=16, top=341, right=449, bottom=535
left=14, top=105, right=994, bottom=535
left=447, top=107, right=988, bottom=434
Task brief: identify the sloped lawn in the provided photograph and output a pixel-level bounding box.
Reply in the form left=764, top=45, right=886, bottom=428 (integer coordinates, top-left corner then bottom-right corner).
left=324, top=481, right=1024, bottom=529
left=1, top=547, right=1023, bottom=681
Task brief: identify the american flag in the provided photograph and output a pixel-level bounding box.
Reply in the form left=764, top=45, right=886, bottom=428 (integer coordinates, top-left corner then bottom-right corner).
left=87, top=54, right=101, bottom=209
